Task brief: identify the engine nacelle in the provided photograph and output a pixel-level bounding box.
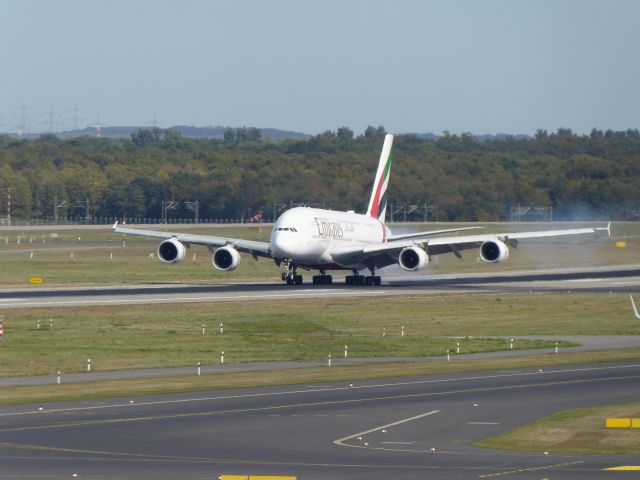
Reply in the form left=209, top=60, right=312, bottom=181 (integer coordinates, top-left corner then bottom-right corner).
left=398, top=246, right=429, bottom=271
left=157, top=238, right=187, bottom=264
left=212, top=245, right=241, bottom=271
left=480, top=239, right=510, bottom=263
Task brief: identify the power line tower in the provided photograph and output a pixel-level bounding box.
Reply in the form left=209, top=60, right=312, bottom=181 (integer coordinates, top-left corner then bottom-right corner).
left=14, top=103, right=31, bottom=136
left=94, top=114, right=108, bottom=138
left=185, top=200, right=199, bottom=223
left=162, top=200, right=179, bottom=224
left=65, top=105, right=86, bottom=131
left=54, top=195, right=67, bottom=222
left=147, top=114, right=162, bottom=128
left=0, top=187, right=16, bottom=226
left=75, top=198, right=91, bottom=223
left=40, top=108, right=61, bottom=133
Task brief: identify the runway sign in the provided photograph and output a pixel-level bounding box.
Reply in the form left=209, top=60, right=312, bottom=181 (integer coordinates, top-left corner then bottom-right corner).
left=605, top=418, right=640, bottom=428
left=29, top=276, right=43, bottom=284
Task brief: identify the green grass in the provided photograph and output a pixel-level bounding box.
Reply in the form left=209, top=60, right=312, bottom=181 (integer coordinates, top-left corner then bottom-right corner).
left=0, top=292, right=637, bottom=377
left=3, top=348, right=640, bottom=406
left=0, top=221, right=637, bottom=286
left=476, top=402, right=640, bottom=454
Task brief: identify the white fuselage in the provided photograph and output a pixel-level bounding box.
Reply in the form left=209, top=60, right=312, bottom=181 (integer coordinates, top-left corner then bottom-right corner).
left=270, top=207, right=390, bottom=269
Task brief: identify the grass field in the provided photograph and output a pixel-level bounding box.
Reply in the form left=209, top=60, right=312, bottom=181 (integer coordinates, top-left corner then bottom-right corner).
left=476, top=402, right=640, bottom=454
left=0, top=292, right=638, bottom=377
left=0, top=221, right=637, bottom=286
left=2, top=348, right=640, bottom=406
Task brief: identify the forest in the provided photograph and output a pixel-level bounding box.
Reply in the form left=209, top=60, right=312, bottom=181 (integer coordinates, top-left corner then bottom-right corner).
left=0, top=125, right=639, bottom=222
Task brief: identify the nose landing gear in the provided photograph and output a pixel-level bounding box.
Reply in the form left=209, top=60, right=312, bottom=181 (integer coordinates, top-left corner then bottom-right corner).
left=282, top=262, right=303, bottom=285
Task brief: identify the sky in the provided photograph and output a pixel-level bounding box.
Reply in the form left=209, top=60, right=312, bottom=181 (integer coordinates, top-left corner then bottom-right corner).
left=1, top=0, right=639, bottom=136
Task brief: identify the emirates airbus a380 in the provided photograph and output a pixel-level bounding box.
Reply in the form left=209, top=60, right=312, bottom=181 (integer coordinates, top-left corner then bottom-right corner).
left=113, top=134, right=608, bottom=286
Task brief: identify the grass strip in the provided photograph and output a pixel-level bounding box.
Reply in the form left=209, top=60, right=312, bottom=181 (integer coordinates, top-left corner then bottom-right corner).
left=1, top=292, right=637, bottom=377
left=2, top=347, right=640, bottom=406
left=476, top=401, right=640, bottom=454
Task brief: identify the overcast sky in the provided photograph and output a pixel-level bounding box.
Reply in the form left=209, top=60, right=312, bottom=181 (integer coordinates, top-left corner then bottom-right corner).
left=1, top=0, right=639, bottom=135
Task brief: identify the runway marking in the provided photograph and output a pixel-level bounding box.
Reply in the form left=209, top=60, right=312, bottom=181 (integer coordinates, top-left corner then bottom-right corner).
left=333, top=410, right=441, bottom=447
left=381, top=441, right=414, bottom=445
left=3, top=362, right=640, bottom=419
left=478, top=460, right=584, bottom=477
left=0, top=289, right=389, bottom=308
left=468, top=421, right=500, bottom=425
left=0, top=441, right=527, bottom=470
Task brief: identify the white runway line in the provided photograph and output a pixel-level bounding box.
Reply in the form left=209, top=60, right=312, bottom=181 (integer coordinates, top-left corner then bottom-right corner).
left=2, top=363, right=639, bottom=419
left=0, top=289, right=391, bottom=308
left=333, top=410, right=441, bottom=447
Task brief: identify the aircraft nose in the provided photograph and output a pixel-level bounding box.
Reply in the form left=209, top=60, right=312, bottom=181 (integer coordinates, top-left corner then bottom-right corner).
left=271, top=232, right=292, bottom=257
left=271, top=231, right=305, bottom=258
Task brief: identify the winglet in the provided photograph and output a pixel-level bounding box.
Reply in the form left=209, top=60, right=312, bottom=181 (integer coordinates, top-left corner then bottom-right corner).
left=630, top=294, right=640, bottom=320
left=112, top=220, right=118, bottom=232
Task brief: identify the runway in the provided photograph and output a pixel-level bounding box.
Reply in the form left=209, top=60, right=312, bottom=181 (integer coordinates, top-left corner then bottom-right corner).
left=1, top=264, right=640, bottom=308
left=1, top=361, right=639, bottom=479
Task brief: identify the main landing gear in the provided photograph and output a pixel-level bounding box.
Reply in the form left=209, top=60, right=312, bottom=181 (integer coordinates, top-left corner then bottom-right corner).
left=312, top=270, right=333, bottom=285
left=281, top=262, right=303, bottom=285
left=345, top=270, right=381, bottom=286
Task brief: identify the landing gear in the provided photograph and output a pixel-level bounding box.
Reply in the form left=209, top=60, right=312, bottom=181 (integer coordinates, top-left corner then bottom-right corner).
left=312, top=270, right=333, bottom=285
left=345, top=270, right=381, bottom=286
left=282, top=262, right=303, bottom=285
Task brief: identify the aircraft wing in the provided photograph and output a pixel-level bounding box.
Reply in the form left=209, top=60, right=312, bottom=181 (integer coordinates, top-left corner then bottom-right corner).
left=112, top=223, right=272, bottom=258
left=387, top=226, right=483, bottom=241
left=329, top=225, right=607, bottom=267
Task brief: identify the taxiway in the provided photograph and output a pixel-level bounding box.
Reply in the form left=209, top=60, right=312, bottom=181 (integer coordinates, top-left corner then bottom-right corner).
left=1, top=361, right=639, bottom=479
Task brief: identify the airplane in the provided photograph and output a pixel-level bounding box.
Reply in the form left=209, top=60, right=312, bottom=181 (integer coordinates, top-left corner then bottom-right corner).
left=113, top=134, right=609, bottom=286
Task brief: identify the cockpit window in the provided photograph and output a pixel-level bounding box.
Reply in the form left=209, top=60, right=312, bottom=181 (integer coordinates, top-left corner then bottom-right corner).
left=276, top=227, right=297, bottom=232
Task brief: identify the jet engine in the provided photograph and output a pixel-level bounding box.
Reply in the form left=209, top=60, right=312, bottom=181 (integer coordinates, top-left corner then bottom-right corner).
left=479, top=239, right=510, bottom=263
left=212, top=245, right=241, bottom=271
left=157, top=238, right=187, bottom=264
left=398, top=246, right=429, bottom=271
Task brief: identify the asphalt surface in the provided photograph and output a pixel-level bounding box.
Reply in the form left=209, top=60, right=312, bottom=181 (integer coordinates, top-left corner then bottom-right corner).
left=1, top=264, right=640, bottom=309
left=1, top=361, right=640, bottom=479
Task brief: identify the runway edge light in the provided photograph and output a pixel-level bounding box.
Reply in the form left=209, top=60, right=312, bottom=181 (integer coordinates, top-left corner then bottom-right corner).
left=219, top=477, right=297, bottom=480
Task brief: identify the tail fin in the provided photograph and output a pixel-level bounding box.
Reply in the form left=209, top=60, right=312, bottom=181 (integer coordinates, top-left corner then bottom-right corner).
left=366, top=134, right=394, bottom=222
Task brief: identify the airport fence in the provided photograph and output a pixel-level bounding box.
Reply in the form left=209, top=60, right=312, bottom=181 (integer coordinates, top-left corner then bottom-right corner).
left=0, top=217, right=272, bottom=227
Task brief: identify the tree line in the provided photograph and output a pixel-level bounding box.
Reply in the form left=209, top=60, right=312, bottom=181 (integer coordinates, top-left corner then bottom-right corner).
left=0, top=126, right=639, bottom=222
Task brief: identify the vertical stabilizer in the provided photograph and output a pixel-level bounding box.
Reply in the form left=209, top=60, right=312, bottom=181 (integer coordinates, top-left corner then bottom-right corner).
left=366, top=134, right=394, bottom=222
